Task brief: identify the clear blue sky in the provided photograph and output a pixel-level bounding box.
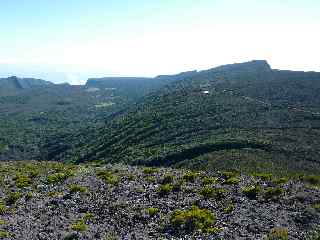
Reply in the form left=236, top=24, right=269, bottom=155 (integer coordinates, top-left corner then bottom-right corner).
left=1, top=0, right=320, bottom=84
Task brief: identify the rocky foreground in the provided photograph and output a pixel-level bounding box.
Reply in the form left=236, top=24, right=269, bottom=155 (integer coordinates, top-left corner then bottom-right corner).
left=0, top=161, right=319, bottom=239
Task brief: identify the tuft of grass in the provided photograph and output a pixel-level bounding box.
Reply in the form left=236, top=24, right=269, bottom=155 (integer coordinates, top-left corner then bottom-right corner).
left=213, top=188, right=227, bottom=201
left=14, top=175, right=32, bottom=188
left=266, top=227, right=288, bottom=240
left=252, top=172, right=272, bottom=181
left=69, top=184, right=88, bottom=194
left=243, top=185, right=261, bottom=200
left=170, top=206, right=216, bottom=233
left=273, top=177, right=288, bottom=185
left=224, top=177, right=240, bottom=185
left=0, top=230, right=12, bottom=238
left=83, top=212, right=94, bottom=222
left=47, top=172, right=70, bottom=184
left=71, top=220, right=87, bottom=232
left=199, top=186, right=214, bottom=199
left=96, top=170, right=119, bottom=185
left=25, top=192, right=33, bottom=201
left=223, top=202, right=235, bottom=214
left=183, top=172, right=198, bottom=183
left=146, top=207, right=160, bottom=217
left=264, top=187, right=284, bottom=200
left=202, top=176, right=218, bottom=186
left=0, top=203, right=7, bottom=215
left=157, top=184, right=173, bottom=196
left=222, top=171, right=239, bottom=179
left=313, top=203, right=320, bottom=212
left=143, top=167, right=159, bottom=174
left=5, top=191, right=22, bottom=205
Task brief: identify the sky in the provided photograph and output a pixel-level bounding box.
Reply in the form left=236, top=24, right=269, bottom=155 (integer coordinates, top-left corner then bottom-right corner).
left=0, top=0, right=320, bottom=84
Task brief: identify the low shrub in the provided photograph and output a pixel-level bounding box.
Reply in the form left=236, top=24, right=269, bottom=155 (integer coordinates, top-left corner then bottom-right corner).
left=223, top=202, right=235, bottom=214
left=14, top=175, right=32, bottom=188
left=222, top=171, right=239, bottom=179
left=143, top=167, right=159, bottom=174
left=96, top=170, right=119, bottom=185
left=264, top=187, right=284, bottom=200
left=47, top=172, right=69, bottom=184
left=69, top=184, right=88, bottom=194
left=273, top=177, right=288, bottom=185
left=252, top=173, right=272, bottom=181
left=157, top=184, right=173, bottom=196
left=0, top=203, right=7, bottom=215
left=71, top=220, right=87, bottom=232
left=243, top=185, right=261, bottom=199
left=199, top=186, right=214, bottom=199
left=213, top=188, right=226, bottom=200
left=170, top=206, right=216, bottom=233
left=202, top=176, right=218, bottom=186
left=5, top=192, right=22, bottom=205
left=146, top=207, right=160, bottom=217
left=0, top=230, right=12, bottom=238
left=266, top=227, right=288, bottom=240
left=183, top=172, right=198, bottom=183
left=224, top=177, right=240, bottom=185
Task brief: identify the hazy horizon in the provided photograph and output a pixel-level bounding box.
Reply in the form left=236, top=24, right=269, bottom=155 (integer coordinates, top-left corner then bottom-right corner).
left=1, top=0, right=319, bottom=84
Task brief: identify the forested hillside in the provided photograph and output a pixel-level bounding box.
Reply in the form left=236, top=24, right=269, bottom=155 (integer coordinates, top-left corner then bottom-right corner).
left=71, top=61, right=320, bottom=176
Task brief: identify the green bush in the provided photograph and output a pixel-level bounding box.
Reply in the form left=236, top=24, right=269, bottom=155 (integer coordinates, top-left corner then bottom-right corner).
left=47, top=172, right=69, bottom=184
left=252, top=172, right=272, bottom=181
left=243, top=185, right=261, bottom=199
left=0, top=230, right=12, bottom=238
left=170, top=206, right=216, bottom=233
left=266, top=227, right=288, bottom=240
left=223, top=202, right=235, bottom=214
left=202, top=176, right=218, bottom=185
left=199, top=186, right=214, bottom=199
left=313, top=203, right=320, bottom=212
left=96, top=170, right=119, bottom=185
left=83, top=212, right=94, bottom=221
left=213, top=188, right=226, bottom=200
left=5, top=192, right=22, bottom=205
left=146, top=207, right=160, bottom=217
left=273, top=177, right=288, bottom=185
left=157, top=184, right=173, bottom=196
left=183, top=172, right=198, bottom=183
left=69, top=184, right=88, bottom=194
left=224, top=177, right=240, bottom=185
left=222, top=171, right=239, bottom=179
left=143, top=167, right=159, bottom=174
left=264, top=187, right=284, bottom=200
left=14, top=175, right=32, bottom=188
left=0, top=203, right=7, bottom=215
left=71, top=220, right=87, bottom=232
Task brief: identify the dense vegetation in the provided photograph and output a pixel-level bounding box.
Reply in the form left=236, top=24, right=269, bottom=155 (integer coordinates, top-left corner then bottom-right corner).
left=71, top=61, right=320, bottom=176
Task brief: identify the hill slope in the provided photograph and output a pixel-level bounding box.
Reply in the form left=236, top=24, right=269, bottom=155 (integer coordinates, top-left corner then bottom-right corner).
left=0, top=76, right=53, bottom=95
left=72, top=60, right=320, bottom=175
